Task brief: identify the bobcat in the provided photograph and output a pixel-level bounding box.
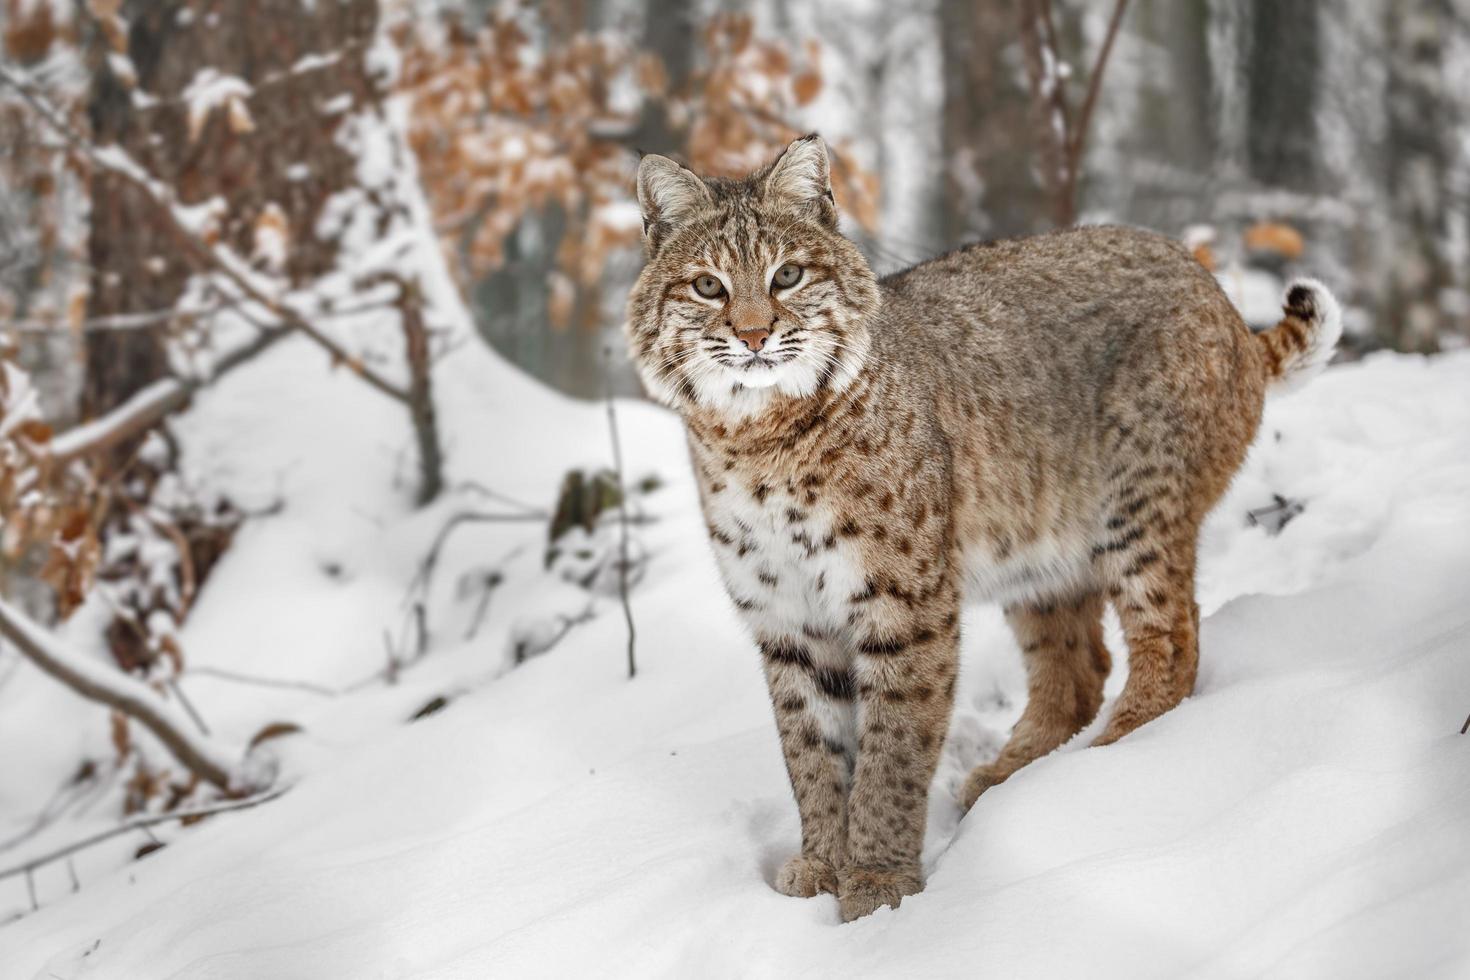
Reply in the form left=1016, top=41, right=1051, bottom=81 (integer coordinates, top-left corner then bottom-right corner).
left=624, top=136, right=1341, bottom=921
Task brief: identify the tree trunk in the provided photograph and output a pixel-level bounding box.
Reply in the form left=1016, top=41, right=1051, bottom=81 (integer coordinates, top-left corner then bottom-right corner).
left=1380, top=0, right=1457, bottom=352
left=938, top=0, right=1047, bottom=245
left=1244, top=0, right=1321, bottom=192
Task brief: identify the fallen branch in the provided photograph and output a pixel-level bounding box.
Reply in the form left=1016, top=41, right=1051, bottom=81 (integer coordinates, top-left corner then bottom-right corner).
left=0, top=784, right=289, bottom=888
left=0, top=597, right=250, bottom=793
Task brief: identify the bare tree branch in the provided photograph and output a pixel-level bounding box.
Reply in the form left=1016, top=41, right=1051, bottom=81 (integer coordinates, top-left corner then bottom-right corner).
left=46, top=326, right=290, bottom=464
left=1017, top=0, right=1131, bottom=227
left=0, top=597, right=249, bottom=793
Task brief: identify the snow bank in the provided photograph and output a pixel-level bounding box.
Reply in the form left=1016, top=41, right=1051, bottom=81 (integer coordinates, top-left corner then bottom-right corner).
left=2, top=344, right=1467, bottom=977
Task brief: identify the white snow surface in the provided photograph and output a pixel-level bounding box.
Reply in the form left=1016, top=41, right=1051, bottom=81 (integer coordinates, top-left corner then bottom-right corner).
left=2, top=338, right=1469, bottom=977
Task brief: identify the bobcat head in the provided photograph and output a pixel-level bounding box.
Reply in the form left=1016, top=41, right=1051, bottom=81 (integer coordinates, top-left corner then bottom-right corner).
left=625, top=136, right=878, bottom=418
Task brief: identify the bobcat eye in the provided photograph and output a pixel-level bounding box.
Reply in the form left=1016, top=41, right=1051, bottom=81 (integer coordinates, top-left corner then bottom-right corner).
left=771, top=263, right=803, bottom=290
left=693, top=275, right=726, bottom=300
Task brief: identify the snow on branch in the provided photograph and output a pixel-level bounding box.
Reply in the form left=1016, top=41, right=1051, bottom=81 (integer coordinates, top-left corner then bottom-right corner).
left=0, top=596, right=253, bottom=794
left=47, top=379, right=187, bottom=463
left=45, top=325, right=290, bottom=465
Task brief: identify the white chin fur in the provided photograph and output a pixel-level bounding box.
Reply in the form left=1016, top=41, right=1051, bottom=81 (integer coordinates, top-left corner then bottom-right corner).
left=731, top=364, right=784, bottom=389
left=650, top=325, right=871, bottom=419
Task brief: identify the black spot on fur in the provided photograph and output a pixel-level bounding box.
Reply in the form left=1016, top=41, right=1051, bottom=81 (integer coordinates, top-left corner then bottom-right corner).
left=1123, top=550, right=1162, bottom=577
left=859, top=636, right=907, bottom=656
left=761, top=640, right=811, bottom=668
left=813, top=667, right=855, bottom=701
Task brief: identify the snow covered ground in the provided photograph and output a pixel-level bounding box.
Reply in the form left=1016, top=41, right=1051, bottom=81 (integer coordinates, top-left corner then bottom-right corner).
left=2, top=334, right=1469, bottom=978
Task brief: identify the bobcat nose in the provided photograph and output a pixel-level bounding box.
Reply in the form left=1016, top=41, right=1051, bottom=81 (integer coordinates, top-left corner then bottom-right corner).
left=736, top=328, right=771, bottom=352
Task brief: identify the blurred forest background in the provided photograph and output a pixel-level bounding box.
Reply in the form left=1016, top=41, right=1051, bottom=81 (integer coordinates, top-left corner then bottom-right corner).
left=6, top=0, right=1469, bottom=414
left=0, top=0, right=1468, bottom=837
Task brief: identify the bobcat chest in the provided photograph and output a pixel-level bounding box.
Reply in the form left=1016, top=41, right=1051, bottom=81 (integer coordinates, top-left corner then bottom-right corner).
left=701, top=476, right=866, bottom=638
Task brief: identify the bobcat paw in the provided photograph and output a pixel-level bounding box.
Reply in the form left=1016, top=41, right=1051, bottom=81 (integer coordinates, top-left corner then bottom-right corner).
left=960, top=764, right=1009, bottom=812
left=837, top=865, right=922, bottom=921
left=774, top=855, right=838, bottom=898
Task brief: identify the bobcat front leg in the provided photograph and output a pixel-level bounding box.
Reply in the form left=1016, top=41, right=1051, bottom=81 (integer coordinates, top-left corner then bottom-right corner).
left=760, top=635, right=855, bottom=898
left=840, top=581, right=960, bottom=921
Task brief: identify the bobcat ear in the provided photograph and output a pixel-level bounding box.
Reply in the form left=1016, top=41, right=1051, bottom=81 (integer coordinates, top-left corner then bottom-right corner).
left=637, top=154, right=710, bottom=252
left=762, top=134, right=836, bottom=227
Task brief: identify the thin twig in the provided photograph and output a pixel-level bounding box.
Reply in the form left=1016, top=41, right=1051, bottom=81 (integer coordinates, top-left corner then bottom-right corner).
left=0, top=785, right=289, bottom=886
left=1, top=296, right=400, bottom=335
left=184, top=665, right=338, bottom=697
left=165, top=678, right=211, bottom=736
left=1068, top=0, right=1131, bottom=169
left=405, top=510, right=548, bottom=603
left=453, top=481, right=545, bottom=516
left=411, top=603, right=428, bottom=661
left=4, top=308, right=187, bottom=334
left=462, top=570, right=505, bottom=642
left=604, top=345, right=637, bottom=680
left=1461, top=713, right=1469, bottom=735
left=0, top=766, right=95, bottom=855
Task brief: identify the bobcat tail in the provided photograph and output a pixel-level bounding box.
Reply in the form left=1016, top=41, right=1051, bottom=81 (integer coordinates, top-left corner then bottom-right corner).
left=1254, top=278, right=1343, bottom=392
